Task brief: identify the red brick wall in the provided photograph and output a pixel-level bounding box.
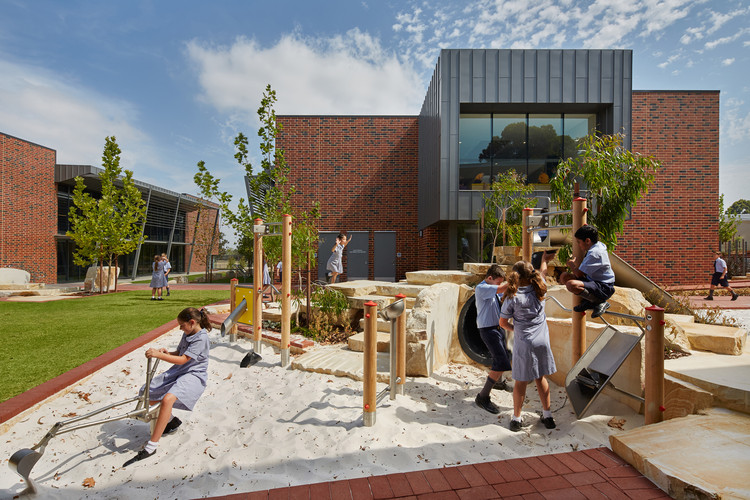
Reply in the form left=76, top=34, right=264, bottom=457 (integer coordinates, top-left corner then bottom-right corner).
left=0, top=133, right=57, bottom=283
left=619, top=91, right=720, bottom=286
left=185, top=204, right=221, bottom=274
left=277, top=116, right=423, bottom=280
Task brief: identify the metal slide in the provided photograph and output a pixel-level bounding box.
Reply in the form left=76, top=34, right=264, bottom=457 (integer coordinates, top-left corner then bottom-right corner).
left=609, top=252, right=689, bottom=314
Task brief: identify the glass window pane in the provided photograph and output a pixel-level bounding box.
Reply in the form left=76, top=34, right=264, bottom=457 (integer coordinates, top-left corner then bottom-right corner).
left=563, top=114, right=596, bottom=158
left=459, top=114, right=491, bottom=190
left=528, top=114, right=562, bottom=185
left=492, top=114, right=527, bottom=181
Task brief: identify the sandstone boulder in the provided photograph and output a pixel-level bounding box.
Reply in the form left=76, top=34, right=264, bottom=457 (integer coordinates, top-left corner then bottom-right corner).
left=84, top=266, right=120, bottom=292
left=0, top=268, right=30, bottom=284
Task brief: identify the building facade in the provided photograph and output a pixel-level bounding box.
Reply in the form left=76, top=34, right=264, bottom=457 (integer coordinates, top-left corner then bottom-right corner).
left=1, top=132, right=219, bottom=284
left=278, top=49, right=719, bottom=287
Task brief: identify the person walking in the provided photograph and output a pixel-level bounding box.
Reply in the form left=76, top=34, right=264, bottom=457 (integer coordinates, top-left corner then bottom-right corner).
left=706, top=251, right=738, bottom=301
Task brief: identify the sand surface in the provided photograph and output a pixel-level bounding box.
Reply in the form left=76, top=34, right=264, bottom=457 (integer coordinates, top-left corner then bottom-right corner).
left=1, top=327, right=643, bottom=499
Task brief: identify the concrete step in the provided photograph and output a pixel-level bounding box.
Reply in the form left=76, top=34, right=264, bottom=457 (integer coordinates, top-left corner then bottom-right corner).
left=291, top=345, right=394, bottom=383
left=665, top=350, right=750, bottom=414
left=610, top=407, right=750, bottom=499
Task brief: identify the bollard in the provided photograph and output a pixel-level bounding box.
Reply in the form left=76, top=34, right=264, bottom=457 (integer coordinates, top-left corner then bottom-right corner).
left=363, top=301, right=378, bottom=426
left=229, top=278, right=239, bottom=342
left=644, top=305, right=665, bottom=425
left=280, top=214, right=292, bottom=367
left=253, top=218, right=263, bottom=355
left=571, top=197, right=587, bottom=364
left=522, top=208, right=533, bottom=263
left=395, top=294, right=406, bottom=397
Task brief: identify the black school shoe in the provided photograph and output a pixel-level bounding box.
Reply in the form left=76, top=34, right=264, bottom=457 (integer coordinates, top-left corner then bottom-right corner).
left=591, top=302, right=610, bottom=318
left=509, top=419, right=523, bottom=432
left=573, top=299, right=593, bottom=313
left=163, top=416, right=182, bottom=435
left=540, top=416, right=556, bottom=429
left=123, top=448, right=155, bottom=467
left=475, top=394, right=500, bottom=414
left=493, top=379, right=514, bottom=393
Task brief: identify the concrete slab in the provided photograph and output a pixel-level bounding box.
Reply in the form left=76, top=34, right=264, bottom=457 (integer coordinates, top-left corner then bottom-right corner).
left=291, top=345, right=392, bottom=383
left=665, top=350, right=750, bottom=414
left=609, top=408, right=750, bottom=499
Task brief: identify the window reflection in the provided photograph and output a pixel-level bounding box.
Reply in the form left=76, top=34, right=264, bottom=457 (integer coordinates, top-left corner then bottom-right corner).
left=459, top=113, right=596, bottom=190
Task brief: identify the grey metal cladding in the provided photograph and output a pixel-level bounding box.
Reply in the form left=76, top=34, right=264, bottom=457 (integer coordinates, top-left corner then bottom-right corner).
left=417, top=48, right=632, bottom=228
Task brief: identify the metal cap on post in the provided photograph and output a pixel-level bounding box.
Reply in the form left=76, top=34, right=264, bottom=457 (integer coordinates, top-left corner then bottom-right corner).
left=363, top=301, right=378, bottom=426
left=280, top=214, right=292, bottom=368
left=644, top=305, right=666, bottom=425
left=229, top=278, right=238, bottom=342
left=395, top=293, right=406, bottom=396
left=572, top=197, right=587, bottom=364
left=253, top=218, right=263, bottom=355
left=522, top=208, right=533, bottom=263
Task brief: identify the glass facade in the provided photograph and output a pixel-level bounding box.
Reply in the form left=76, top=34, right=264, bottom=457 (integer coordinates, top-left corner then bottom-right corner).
left=459, top=113, right=596, bottom=190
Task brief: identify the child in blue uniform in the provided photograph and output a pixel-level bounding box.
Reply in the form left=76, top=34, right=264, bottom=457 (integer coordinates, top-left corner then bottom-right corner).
left=474, top=264, right=511, bottom=414
left=326, top=232, right=351, bottom=283
left=123, top=307, right=211, bottom=467
left=558, top=224, right=615, bottom=318
left=499, top=256, right=557, bottom=432
left=149, top=254, right=168, bottom=300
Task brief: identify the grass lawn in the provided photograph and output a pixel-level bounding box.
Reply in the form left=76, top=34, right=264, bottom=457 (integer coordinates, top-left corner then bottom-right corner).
left=0, top=289, right=229, bottom=403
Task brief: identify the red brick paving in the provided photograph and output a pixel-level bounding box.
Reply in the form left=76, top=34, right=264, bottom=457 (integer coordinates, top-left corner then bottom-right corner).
left=200, top=448, right=671, bottom=500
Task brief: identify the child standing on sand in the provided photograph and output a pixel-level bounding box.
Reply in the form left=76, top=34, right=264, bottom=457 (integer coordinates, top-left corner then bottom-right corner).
left=123, top=307, right=211, bottom=467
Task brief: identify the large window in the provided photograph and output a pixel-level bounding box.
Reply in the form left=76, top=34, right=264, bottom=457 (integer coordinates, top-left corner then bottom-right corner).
left=459, top=113, right=596, bottom=190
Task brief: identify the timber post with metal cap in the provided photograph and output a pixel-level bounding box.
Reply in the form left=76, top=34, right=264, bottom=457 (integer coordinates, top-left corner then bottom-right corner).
left=572, top=197, right=587, bottom=364
left=522, top=207, right=533, bottom=263
left=395, top=293, right=406, bottom=397
left=253, top=218, right=263, bottom=355
left=363, top=300, right=378, bottom=426
left=229, top=278, right=239, bottom=342
left=644, top=305, right=666, bottom=425
left=280, top=214, right=292, bottom=367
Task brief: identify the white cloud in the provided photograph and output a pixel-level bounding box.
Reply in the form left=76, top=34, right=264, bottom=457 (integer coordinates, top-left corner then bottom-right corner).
left=722, top=58, right=735, bottom=66
left=723, top=99, right=750, bottom=144
left=185, top=30, right=425, bottom=120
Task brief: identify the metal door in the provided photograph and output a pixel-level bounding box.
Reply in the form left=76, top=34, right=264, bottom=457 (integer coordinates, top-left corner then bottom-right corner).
left=374, top=231, right=396, bottom=282
left=346, top=231, right=369, bottom=281
left=317, top=232, right=338, bottom=281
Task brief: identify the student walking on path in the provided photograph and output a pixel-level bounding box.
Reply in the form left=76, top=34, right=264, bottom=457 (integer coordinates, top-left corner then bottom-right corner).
left=706, top=251, right=738, bottom=301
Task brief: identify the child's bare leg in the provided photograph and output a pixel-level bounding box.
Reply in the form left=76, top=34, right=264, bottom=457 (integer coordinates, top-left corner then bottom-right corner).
left=150, top=393, right=176, bottom=443
left=534, top=377, right=551, bottom=411
left=512, top=380, right=528, bottom=418
left=330, top=272, right=339, bottom=284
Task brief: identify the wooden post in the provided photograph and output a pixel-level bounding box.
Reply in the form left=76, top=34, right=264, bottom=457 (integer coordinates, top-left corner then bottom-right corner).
left=395, top=293, right=406, bottom=396
left=571, top=197, right=587, bottom=363
left=363, top=301, right=378, bottom=426
left=644, top=305, right=665, bottom=425
left=229, top=278, right=238, bottom=342
left=281, top=214, right=292, bottom=367
left=253, top=218, right=263, bottom=353
left=522, top=208, right=533, bottom=263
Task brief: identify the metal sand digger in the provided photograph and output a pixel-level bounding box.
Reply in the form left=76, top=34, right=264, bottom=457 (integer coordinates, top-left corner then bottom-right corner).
left=8, top=358, right=162, bottom=494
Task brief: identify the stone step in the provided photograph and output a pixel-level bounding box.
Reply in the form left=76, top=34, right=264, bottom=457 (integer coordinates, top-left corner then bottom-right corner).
left=372, top=282, right=428, bottom=298
left=677, top=322, right=747, bottom=355
left=347, top=331, right=392, bottom=352
left=347, top=294, right=394, bottom=310
left=405, top=270, right=481, bottom=286
left=609, top=408, right=750, bottom=499
left=291, top=345, right=394, bottom=383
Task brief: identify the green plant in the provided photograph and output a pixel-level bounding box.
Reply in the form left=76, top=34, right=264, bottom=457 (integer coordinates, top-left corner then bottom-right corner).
left=480, top=170, right=536, bottom=260
left=550, top=132, right=661, bottom=262
left=719, top=194, right=740, bottom=244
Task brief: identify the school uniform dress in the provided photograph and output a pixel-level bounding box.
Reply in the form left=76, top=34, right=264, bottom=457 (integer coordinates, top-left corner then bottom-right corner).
left=326, top=243, right=344, bottom=274
left=500, top=286, right=556, bottom=382
left=149, top=261, right=168, bottom=288
left=474, top=280, right=512, bottom=371
left=144, top=329, right=210, bottom=411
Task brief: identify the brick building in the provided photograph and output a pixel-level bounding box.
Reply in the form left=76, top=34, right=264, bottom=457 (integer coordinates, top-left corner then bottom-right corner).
left=1, top=132, right=219, bottom=284
left=278, top=49, right=719, bottom=287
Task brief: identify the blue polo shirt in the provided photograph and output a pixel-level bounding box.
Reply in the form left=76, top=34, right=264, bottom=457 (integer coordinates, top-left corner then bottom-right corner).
left=579, top=241, right=615, bottom=283
left=475, top=280, right=502, bottom=329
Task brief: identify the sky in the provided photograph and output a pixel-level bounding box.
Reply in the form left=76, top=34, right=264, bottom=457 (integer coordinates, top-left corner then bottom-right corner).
left=1, top=0, right=748, bottom=221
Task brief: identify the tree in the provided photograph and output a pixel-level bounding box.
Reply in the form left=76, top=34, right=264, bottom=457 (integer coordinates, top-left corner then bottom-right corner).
left=719, top=194, right=739, bottom=244
left=195, top=84, right=321, bottom=283
left=480, top=170, right=536, bottom=261
left=67, top=137, right=146, bottom=292
left=727, top=199, right=750, bottom=215
left=550, top=132, right=661, bottom=261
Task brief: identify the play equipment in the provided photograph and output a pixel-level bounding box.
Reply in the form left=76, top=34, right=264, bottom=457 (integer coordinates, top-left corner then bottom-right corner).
left=362, top=297, right=407, bottom=426
left=221, top=215, right=293, bottom=368
left=8, top=358, right=162, bottom=494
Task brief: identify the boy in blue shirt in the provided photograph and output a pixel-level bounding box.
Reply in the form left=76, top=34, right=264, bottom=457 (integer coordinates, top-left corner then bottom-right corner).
left=559, top=224, right=615, bottom=318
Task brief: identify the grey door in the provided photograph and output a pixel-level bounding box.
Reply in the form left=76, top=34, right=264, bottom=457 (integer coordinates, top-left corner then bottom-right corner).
left=374, top=231, right=396, bottom=282
left=317, top=232, right=338, bottom=281
left=346, top=231, right=369, bottom=281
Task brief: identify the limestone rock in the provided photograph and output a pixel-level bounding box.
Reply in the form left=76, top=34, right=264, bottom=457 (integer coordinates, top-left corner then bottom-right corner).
left=405, top=270, right=482, bottom=286
left=681, top=323, right=747, bottom=356
left=0, top=268, right=30, bottom=284
left=405, top=282, right=460, bottom=375
left=406, top=341, right=428, bottom=377
left=662, top=319, right=693, bottom=354
left=663, top=374, right=713, bottom=420
left=328, top=280, right=384, bottom=298
left=347, top=331, right=391, bottom=352
left=83, top=266, right=120, bottom=292
left=374, top=283, right=428, bottom=298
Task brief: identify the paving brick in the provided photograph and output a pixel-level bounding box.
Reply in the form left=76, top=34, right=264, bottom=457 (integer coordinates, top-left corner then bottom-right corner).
left=581, top=448, right=621, bottom=469
left=594, top=447, right=628, bottom=466
left=416, top=491, right=460, bottom=500
left=523, top=457, right=556, bottom=478
left=405, top=471, right=433, bottom=495
left=368, top=475, right=395, bottom=499
left=491, top=461, right=523, bottom=482
left=519, top=493, right=544, bottom=499
left=596, top=465, right=641, bottom=479
left=268, top=488, right=288, bottom=500
left=536, top=455, right=573, bottom=475
left=540, top=487, right=587, bottom=499
left=456, top=484, right=500, bottom=500
left=529, top=475, right=573, bottom=492
left=329, top=480, right=354, bottom=499
left=568, top=451, right=603, bottom=471
left=564, top=471, right=606, bottom=487
left=551, top=453, right=589, bottom=473
left=575, top=484, right=608, bottom=499
left=440, top=467, right=471, bottom=490
left=308, top=482, right=331, bottom=499
left=246, top=491, right=270, bottom=500
left=493, top=479, right=535, bottom=496
left=287, top=484, right=309, bottom=500
left=422, top=469, right=452, bottom=492
left=456, top=464, right=488, bottom=487
left=625, top=488, right=671, bottom=499
left=506, top=458, right=541, bottom=480
left=349, top=477, right=374, bottom=499
left=592, top=482, right=630, bottom=500
left=610, top=476, right=661, bottom=491
left=474, top=462, right=505, bottom=485
left=386, top=473, right=414, bottom=497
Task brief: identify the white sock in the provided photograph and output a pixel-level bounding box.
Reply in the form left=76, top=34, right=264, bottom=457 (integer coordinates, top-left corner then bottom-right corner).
left=543, top=410, right=552, bottom=419
left=144, top=440, right=158, bottom=454
left=511, top=416, right=522, bottom=422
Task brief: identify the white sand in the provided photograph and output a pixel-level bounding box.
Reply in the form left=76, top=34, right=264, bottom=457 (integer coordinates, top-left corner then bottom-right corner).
left=1, top=327, right=642, bottom=499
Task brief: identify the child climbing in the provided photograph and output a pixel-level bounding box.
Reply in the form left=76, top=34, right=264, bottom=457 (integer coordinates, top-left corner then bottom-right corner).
left=123, top=307, right=211, bottom=467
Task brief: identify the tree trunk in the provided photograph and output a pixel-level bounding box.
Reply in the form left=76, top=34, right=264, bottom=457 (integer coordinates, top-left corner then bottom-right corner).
left=114, top=254, right=119, bottom=292
left=98, top=250, right=104, bottom=294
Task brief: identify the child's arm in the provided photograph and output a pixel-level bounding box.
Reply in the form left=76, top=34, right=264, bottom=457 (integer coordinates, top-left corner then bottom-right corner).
left=498, top=317, right=513, bottom=331
left=566, top=256, right=585, bottom=278
left=146, top=347, right=191, bottom=365
left=496, top=281, right=509, bottom=295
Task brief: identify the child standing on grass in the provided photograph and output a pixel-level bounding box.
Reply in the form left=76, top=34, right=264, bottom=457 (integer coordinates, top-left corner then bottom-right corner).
left=149, top=254, right=168, bottom=300
left=161, top=253, right=172, bottom=296
left=498, top=255, right=557, bottom=432
left=123, top=307, right=211, bottom=467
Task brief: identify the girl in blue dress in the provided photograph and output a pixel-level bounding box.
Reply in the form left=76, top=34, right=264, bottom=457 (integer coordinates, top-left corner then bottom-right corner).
left=123, top=307, right=211, bottom=466
left=326, top=232, right=351, bottom=283
left=149, top=254, right=168, bottom=300
left=499, top=257, right=557, bottom=432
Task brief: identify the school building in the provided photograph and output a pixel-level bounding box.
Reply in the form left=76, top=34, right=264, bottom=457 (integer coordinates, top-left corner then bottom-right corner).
left=0, top=132, right=219, bottom=284
left=278, top=49, right=719, bottom=287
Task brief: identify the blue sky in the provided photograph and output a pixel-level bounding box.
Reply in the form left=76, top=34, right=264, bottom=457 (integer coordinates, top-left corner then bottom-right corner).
left=1, top=0, right=748, bottom=220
